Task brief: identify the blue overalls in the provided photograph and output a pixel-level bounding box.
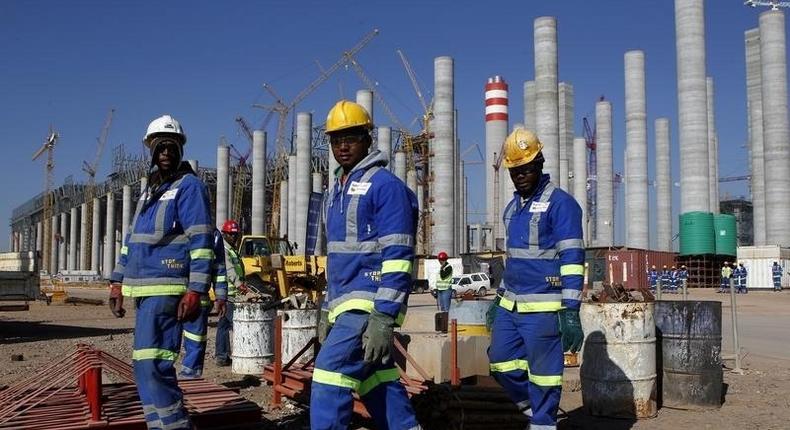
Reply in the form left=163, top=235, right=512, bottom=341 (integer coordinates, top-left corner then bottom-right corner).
left=310, top=151, right=421, bottom=430
left=111, top=164, right=214, bottom=430
left=773, top=264, right=783, bottom=291
left=647, top=270, right=658, bottom=293
left=488, top=175, right=584, bottom=429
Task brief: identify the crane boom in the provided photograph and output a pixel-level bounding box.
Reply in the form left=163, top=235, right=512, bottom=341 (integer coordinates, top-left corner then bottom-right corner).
left=82, top=108, right=115, bottom=179
left=397, top=49, right=428, bottom=114
left=347, top=57, right=406, bottom=131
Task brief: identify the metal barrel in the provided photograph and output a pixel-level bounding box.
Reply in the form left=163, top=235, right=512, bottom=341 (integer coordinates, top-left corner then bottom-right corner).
left=231, top=302, right=275, bottom=375
left=449, top=299, right=492, bottom=336
left=654, top=300, right=722, bottom=410
left=279, top=309, right=319, bottom=365
left=580, top=302, right=658, bottom=419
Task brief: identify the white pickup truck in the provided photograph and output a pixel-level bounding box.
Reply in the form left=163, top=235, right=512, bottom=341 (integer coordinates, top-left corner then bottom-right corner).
left=0, top=251, right=40, bottom=311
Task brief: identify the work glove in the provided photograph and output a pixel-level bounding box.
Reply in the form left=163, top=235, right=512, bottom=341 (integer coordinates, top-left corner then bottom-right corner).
left=362, top=310, right=396, bottom=364
left=558, top=309, right=584, bottom=353
left=108, top=282, right=125, bottom=318
left=215, top=299, right=227, bottom=319
left=485, top=295, right=501, bottom=331
left=317, top=309, right=331, bottom=344
left=177, top=290, right=202, bottom=321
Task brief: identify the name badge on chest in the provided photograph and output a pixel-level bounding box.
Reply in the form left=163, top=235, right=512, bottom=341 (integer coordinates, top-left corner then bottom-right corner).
left=160, top=188, right=179, bottom=201
left=347, top=181, right=371, bottom=196
left=529, top=201, right=550, bottom=213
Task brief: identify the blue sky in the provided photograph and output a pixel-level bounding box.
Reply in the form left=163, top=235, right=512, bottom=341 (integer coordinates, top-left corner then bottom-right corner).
left=0, top=0, right=779, bottom=250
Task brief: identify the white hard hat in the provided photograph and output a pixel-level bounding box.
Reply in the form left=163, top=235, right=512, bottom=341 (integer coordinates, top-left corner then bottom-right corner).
left=143, top=114, right=186, bottom=147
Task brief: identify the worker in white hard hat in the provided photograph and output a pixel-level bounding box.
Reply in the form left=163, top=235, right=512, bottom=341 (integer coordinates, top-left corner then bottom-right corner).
left=487, top=127, right=584, bottom=429
left=310, top=100, right=421, bottom=430
left=109, top=114, right=214, bottom=430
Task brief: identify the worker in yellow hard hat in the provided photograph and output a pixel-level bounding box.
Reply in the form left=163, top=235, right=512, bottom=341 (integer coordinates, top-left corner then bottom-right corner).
left=487, top=127, right=584, bottom=428
left=311, top=100, right=420, bottom=430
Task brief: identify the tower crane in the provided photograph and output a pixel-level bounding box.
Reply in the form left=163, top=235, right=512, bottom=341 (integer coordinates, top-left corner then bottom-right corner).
left=32, top=127, right=59, bottom=273
left=254, top=28, right=380, bottom=154
left=745, top=1, right=790, bottom=10
left=81, top=109, right=114, bottom=269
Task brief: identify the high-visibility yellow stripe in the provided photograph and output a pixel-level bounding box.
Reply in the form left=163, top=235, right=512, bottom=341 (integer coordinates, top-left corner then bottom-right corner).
left=190, top=248, right=214, bottom=260
left=560, top=264, right=585, bottom=276
left=529, top=373, right=563, bottom=387
left=132, top=348, right=178, bottom=361
left=122, top=285, right=187, bottom=297
left=497, top=297, right=562, bottom=313
left=183, top=330, right=207, bottom=342
left=490, top=359, right=528, bottom=373
left=328, top=299, right=375, bottom=323
left=214, top=275, right=226, bottom=283
left=199, top=298, right=211, bottom=308
left=381, top=260, right=412, bottom=274
left=358, top=368, right=400, bottom=396
left=312, top=368, right=360, bottom=390
left=489, top=359, right=561, bottom=386
left=121, top=246, right=128, bottom=256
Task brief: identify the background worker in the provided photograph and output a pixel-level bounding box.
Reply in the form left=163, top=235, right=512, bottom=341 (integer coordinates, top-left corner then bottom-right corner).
left=487, top=128, right=584, bottom=429
left=669, top=266, right=679, bottom=294
left=660, top=265, right=671, bottom=294
left=109, top=114, right=214, bottom=430
left=311, top=100, right=421, bottom=430
left=179, top=227, right=226, bottom=378
left=772, top=262, right=784, bottom=292
left=718, top=261, right=733, bottom=293
left=678, top=265, right=689, bottom=297
left=735, top=262, right=748, bottom=294
left=647, top=265, right=658, bottom=294
left=215, top=219, right=245, bottom=367
left=435, top=251, right=453, bottom=312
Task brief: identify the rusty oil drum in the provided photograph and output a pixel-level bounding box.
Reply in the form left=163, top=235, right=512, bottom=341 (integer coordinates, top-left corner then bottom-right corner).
left=654, top=300, right=723, bottom=409
left=580, top=302, right=658, bottom=419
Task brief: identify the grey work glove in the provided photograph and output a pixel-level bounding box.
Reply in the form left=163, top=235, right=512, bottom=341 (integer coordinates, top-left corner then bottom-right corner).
left=362, top=310, right=396, bottom=364
left=558, top=309, right=584, bottom=353
left=317, top=309, right=331, bottom=344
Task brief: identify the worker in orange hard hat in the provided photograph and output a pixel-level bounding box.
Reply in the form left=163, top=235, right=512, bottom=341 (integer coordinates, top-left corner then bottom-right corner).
left=435, top=251, right=453, bottom=312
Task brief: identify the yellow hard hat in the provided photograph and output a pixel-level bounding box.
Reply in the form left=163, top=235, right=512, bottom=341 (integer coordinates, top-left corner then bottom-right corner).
left=503, top=127, right=543, bottom=169
left=325, top=100, right=373, bottom=134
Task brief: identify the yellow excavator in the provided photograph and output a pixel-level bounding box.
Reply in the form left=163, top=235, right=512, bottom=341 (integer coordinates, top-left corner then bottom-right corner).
left=237, top=235, right=326, bottom=307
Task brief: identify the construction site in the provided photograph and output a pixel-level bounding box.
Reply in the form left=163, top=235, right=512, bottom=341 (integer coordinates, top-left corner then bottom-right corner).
left=2, top=0, right=790, bottom=429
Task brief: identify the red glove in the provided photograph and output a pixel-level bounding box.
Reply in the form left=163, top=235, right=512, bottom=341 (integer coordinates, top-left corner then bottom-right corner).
left=177, top=290, right=202, bottom=321
left=109, top=283, right=125, bottom=318
left=238, top=283, right=249, bottom=295
left=215, top=299, right=227, bottom=319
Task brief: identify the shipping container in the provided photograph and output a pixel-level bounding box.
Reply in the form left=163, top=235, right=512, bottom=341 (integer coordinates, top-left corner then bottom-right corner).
left=605, top=248, right=677, bottom=290
left=736, top=246, right=790, bottom=290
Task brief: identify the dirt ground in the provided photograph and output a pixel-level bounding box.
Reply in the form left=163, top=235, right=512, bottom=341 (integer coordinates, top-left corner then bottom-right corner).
left=1, top=287, right=789, bottom=429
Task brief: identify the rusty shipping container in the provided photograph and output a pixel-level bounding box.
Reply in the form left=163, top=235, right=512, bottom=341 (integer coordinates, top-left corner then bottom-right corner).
left=594, top=248, right=677, bottom=290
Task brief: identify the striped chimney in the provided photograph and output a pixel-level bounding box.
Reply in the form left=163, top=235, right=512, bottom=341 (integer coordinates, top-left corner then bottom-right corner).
left=485, top=76, right=509, bottom=122
left=485, top=76, right=510, bottom=243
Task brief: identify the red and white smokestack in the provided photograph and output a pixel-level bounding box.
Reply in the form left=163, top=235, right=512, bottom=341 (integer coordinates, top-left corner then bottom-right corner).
left=485, top=76, right=509, bottom=122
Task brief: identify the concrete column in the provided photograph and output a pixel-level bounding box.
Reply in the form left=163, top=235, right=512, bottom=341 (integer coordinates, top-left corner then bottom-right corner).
left=559, top=83, right=574, bottom=192
left=287, top=155, right=297, bottom=242
left=312, top=171, right=324, bottom=255
left=122, top=185, right=132, bottom=246
left=433, top=56, right=455, bottom=255
left=252, top=130, right=267, bottom=235
left=534, top=17, right=560, bottom=182
left=675, top=0, right=710, bottom=213
left=625, top=50, right=649, bottom=249
left=58, top=212, right=67, bottom=273
left=760, top=10, right=790, bottom=246
left=393, top=151, right=406, bottom=183
left=356, top=89, right=374, bottom=123
left=79, top=203, right=88, bottom=269
left=656, top=118, right=672, bottom=252
left=706, top=77, right=719, bottom=214
left=36, top=221, right=42, bottom=253
left=377, top=126, right=391, bottom=169
left=524, top=80, right=536, bottom=131
left=295, top=113, right=312, bottom=253
left=68, top=207, right=78, bottom=271
left=227, top=168, right=234, bottom=221
left=50, top=215, right=58, bottom=274
left=416, top=183, right=425, bottom=255
left=595, top=100, right=614, bottom=246
left=216, top=145, right=230, bottom=229
left=573, top=137, right=588, bottom=245
left=460, top=161, right=467, bottom=254
left=279, top=181, right=289, bottom=238
left=746, top=28, right=766, bottom=245
left=485, top=76, right=509, bottom=240
left=103, top=192, right=115, bottom=278
left=406, top=169, right=417, bottom=195
left=91, top=198, right=100, bottom=272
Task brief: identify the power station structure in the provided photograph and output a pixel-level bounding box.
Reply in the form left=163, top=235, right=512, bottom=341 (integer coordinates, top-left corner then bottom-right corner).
left=8, top=4, right=790, bottom=279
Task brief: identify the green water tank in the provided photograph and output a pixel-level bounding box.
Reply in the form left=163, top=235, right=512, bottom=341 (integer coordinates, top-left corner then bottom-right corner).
left=679, top=212, right=715, bottom=256
left=713, top=214, right=737, bottom=256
